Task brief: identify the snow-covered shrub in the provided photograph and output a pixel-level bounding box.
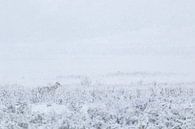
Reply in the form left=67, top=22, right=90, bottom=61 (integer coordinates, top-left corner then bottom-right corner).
left=0, top=82, right=194, bottom=128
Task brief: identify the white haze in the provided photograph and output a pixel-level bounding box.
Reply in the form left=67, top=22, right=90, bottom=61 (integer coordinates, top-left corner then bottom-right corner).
left=0, top=0, right=195, bottom=86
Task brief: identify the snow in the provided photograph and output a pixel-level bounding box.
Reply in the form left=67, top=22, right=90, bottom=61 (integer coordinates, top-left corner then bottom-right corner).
left=31, top=104, right=68, bottom=115
left=0, top=0, right=195, bottom=128
left=0, top=0, right=195, bottom=86
left=0, top=83, right=195, bottom=129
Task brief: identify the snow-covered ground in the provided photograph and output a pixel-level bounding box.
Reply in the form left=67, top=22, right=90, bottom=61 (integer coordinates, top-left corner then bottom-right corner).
left=0, top=0, right=195, bottom=128
left=0, top=81, right=195, bottom=129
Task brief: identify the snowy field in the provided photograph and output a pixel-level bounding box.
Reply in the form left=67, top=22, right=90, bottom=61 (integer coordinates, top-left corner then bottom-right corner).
left=1, top=0, right=195, bottom=128
left=0, top=73, right=195, bottom=129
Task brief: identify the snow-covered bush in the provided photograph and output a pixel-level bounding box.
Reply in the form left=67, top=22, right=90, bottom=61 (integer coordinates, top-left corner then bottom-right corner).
left=0, top=81, right=194, bottom=129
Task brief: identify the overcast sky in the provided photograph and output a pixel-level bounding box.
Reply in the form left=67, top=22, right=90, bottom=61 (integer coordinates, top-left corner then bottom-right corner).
left=0, top=0, right=194, bottom=43
left=0, top=0, right=195, bottom=84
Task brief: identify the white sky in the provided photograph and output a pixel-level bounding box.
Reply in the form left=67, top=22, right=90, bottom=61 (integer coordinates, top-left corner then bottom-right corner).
left=0, top=0, right=195, bottom=85
left=1, top=0, right=194, bottom=43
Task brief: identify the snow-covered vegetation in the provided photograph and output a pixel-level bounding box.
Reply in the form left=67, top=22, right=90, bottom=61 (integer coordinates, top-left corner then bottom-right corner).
left=1, top=0, right=195, bottom=128
left=0, top=77, right=194, bottom=129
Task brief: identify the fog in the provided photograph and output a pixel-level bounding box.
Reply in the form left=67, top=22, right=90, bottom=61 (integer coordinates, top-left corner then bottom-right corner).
left=0, top=0, right=195, bottom=85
